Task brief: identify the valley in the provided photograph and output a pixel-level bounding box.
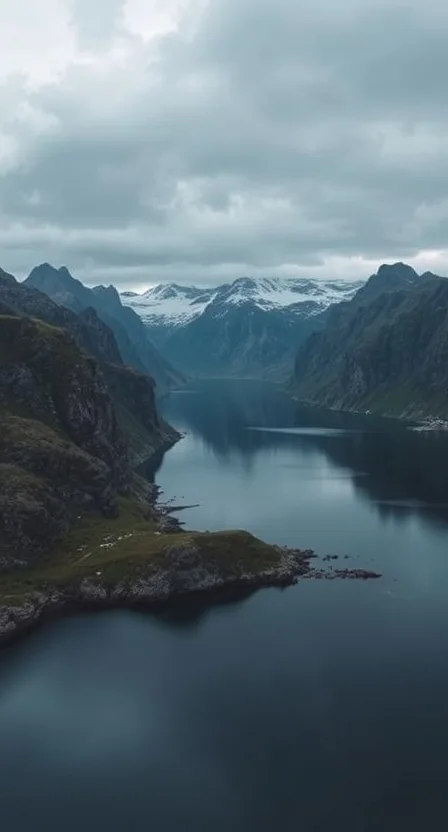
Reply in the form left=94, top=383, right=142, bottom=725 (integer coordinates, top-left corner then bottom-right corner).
left=1, top=257, right=448, bottom=830
left=0, top=268, right=320, bottom=644
left=121, top=275, right=362, bottom=378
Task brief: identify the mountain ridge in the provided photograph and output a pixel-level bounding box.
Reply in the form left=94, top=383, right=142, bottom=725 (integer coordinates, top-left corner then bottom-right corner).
left=0, top=266, right=181, bottom=568
left=121, top=275, right=363, bottom=378
left=0, top=270, right=178, bottom=464
left=25, top=264, right=184, bottom=395
left=292, top=263, right=448, bottom=419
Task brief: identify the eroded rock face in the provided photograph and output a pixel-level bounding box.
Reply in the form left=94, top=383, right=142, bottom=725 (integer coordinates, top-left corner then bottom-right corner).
left=0, top=315, right=129, bottom=487
left=0, top=316, right=131, bottom=566
left=0, top=464, right=70, bottom=567
left=105, top=363, right=159, bottom=434
left=0, top=417, right=119, bottom=516
left=293, top=265, right=448, bottom=418
left=0, top=269, right=181, bottom=571
left=0, top=272, right=178, bottom=464
left=0, top=543, right=312, bottom=643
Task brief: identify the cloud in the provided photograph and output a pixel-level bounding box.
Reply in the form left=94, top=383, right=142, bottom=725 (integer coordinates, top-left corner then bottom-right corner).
left=1, top=0, right=448, bottom=288
left=68, top=0, right=126, bottom=48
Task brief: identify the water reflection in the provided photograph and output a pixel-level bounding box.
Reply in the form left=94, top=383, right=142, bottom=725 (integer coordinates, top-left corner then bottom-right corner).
left=154, top=380, right=448, bottom=529
left=3, top=381, right=448, bottom=831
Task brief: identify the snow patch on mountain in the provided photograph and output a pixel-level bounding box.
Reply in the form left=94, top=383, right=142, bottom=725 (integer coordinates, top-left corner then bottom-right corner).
left=122, top=283, right=216, bottom=326
left=121, top=277, right=363, bottom=328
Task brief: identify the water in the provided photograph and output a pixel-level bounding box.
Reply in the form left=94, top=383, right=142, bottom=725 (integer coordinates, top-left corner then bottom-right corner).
left=2, top=380, right=448, bottom=831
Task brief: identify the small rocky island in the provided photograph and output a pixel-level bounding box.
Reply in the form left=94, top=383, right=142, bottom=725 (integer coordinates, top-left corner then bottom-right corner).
left=0, top=267, right=379, bottom=646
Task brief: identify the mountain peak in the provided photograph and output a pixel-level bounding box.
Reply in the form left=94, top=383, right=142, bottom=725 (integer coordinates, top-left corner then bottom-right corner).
left=58, top=265, right=73, bottom=280
left=30, top=262, right=58, bottom=277
left=26, top=263, right=88, bottom=307
left=121, top=274, right=364, bottom=378
left=353, top=262, right=421, bottom=307
left=93, top=284, right=121, bottom=300
left=28, top=262, right=75, bottom=284
left=376, top=262, right=419, bottom=281
left=0, top=267, right=16, bottom=285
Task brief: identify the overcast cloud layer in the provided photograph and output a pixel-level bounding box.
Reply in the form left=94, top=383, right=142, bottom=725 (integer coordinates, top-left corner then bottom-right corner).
left=1, top=0, right=448, bottom=289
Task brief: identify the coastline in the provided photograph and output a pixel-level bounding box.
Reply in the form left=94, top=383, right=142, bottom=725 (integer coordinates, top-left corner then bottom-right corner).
left=290, top=394, right=448, bottom=431
left=0, top=422, right=380, bottom=649
left=0, top=535, right=315, bottom=647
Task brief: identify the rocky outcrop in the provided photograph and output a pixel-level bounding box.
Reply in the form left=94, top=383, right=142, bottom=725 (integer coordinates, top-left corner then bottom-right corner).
left=0, top=539, right=313, bottom=644
left=0, top=528, right=381, bottom=646
left=0, top=315, right=133, bottom=566
left=0, top=464, right=70, bottom=568
left=0, top=315, right=129, bottom=487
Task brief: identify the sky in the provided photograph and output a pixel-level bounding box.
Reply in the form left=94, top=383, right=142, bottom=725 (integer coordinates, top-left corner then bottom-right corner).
left=1, top=0, right=448, bottom=290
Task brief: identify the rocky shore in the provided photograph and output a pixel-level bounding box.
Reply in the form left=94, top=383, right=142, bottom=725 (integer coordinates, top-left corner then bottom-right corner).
left=0, top=536, right=314, bottom=646
left=0, top=539, right=382, bottom=652
left=0, top=476, right=382, bottom=647
left=411, top=418, right=448, bottom=432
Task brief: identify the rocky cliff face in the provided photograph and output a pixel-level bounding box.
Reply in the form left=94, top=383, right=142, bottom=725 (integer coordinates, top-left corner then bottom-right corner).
left=0, top=272, right=178, bottom=462
left=0, top=314, right=131, bottom=566
left=293, top=264, right=448, bottom=418
left=0, top=272, right=180, bottom=569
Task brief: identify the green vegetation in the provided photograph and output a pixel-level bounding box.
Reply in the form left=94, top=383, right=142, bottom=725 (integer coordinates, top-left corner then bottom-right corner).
left=294, top=265, right=448, bottom=419
left=0, top=497, right=284, bottom=603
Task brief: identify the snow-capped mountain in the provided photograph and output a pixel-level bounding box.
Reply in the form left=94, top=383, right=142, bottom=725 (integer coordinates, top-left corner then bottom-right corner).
left=122, top=283, right=217, bottom=328
left=121, top=276, right=364, bottom=379
left=122, top=277, right=362, bottom=326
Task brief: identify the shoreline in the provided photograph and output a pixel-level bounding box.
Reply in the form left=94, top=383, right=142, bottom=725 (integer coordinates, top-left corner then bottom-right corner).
left=0, top=423, right=380, bottom=650
left=0, top=541, right=380, bottom=648
left=290, top=395, right=448, bottom=431
left=0, top=541, right=315, bottom=647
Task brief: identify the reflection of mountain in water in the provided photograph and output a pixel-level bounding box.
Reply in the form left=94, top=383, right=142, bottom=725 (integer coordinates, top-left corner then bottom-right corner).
left=163, top=381, right=298, bottom=459
left=155, top=380, right=448, bottom=528
left=307, top=426, right=448, bottom=529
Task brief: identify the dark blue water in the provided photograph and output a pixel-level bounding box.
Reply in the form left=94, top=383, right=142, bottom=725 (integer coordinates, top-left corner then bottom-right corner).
left=2, top=380, right=448, bottom=831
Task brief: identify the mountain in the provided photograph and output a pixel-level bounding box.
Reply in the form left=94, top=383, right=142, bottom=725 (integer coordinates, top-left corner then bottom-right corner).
left=0, top=270, right=178, bottom=465
left=292, top=263, right=448, bottom=419
left=0, top=266, right=304, bottom=619
left=121, top=276, right=363, bottom=378
left=352, top=262, right=420, bottom=305
left=0, top=267, right=182, bottom=568
left=25, top=264, right=184, bottom=395
left=0, top=309, right=130, bottom=567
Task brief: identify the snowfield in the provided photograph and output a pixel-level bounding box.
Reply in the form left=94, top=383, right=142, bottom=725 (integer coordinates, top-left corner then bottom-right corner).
left=121, top=277, right=364, bottom=329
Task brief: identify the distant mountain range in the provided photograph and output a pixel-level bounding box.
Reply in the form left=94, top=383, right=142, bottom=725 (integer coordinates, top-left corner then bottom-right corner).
left=121, top=276, right=363, bottom=378
left=25, top=264, right=184, bottom=396
left=293, top=263, right=448, bottom=420
left=16, top=259, right=448, bottom=421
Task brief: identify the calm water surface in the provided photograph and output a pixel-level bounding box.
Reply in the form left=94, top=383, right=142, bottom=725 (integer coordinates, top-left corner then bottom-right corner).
left=2, top=380, right=448, bottom=831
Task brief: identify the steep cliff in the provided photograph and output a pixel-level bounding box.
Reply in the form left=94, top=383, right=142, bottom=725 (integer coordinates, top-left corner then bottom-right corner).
left=293, top=264, right=448, bottom=418
left=0, top=314, right=130, bottom=566
left=0, top=272, right=178, bottom=461
left=25, top=263, right=184, bottom=395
